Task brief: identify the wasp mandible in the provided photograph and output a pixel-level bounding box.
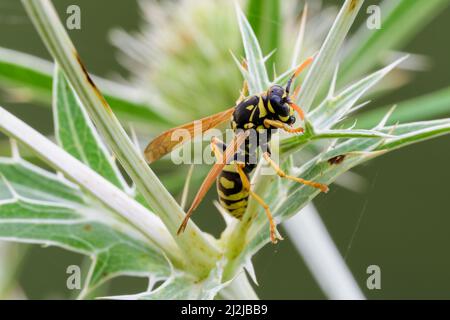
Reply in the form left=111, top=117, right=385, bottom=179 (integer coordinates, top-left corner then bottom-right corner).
left=145, top=57, right=328, bottom=243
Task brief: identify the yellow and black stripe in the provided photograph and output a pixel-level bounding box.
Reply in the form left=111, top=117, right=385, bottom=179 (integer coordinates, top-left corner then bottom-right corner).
left=216, top=164, right=249, bottom=219
left=220, top=86, right=297, bottom=219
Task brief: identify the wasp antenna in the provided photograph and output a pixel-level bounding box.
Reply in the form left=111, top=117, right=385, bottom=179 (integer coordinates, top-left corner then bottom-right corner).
left=286, top=56, right=314, bottom=94
left=293, top=56, right=314, bottom=78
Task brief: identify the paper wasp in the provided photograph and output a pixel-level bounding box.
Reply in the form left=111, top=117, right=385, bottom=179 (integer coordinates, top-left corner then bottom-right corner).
left=144, top=57, right=328, bottom=243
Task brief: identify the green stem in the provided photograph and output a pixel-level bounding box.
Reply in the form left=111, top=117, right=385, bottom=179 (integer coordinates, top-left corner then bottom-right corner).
left=0, top=106, right=181, bottom=265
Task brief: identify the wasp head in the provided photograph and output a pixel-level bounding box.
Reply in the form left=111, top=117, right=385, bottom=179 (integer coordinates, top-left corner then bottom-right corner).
left=267, top=85, right=296, bottom=125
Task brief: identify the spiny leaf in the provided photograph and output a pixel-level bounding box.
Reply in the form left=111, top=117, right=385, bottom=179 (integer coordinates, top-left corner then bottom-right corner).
left=0, top=172, right=171, bottom=294
left=296, top=0, right=364, bottom=112
left=53, top=66, right=128, bottom=191
left=314, top=129, right=393, bottom=139
left=377, top=119, right=450, bottom=150
left=246, top=0, right=281, bottom=77
left=309, top=56, right=407, bottom=130
left=0, top=107, right=179, bottom=261
left=225, top=118, right=450, bottom=279
left=104, top=262, right=227, bottom=300
left=290, top=3, right=308, bottom=69
left=280, top=128, right=393, bottom=155
left=0, top=158, right=84, bottom=204
left=354, top=87, right=450, bottom=129
left=235, top=2, right=270, bottom=94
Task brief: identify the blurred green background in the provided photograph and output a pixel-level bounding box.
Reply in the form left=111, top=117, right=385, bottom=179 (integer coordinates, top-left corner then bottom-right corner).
left=0, top=0, right=449, bottom=299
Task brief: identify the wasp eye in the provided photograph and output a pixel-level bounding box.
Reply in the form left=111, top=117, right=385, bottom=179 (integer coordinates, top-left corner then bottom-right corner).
left=271, top=95, right=282, bottom=106
left=288, top=116, right=296, bottom=125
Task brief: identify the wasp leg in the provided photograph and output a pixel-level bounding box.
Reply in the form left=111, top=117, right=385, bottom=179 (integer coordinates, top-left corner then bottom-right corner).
left=235, top=163, right=283, bottom=244
left=263, top=152, right=329, bottom=193
left=264, top=119, right=304, bottom=134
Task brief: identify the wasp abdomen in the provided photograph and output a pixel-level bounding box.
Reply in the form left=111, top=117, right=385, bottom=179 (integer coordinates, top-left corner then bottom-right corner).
left=216, top=165, right=249, bottom=219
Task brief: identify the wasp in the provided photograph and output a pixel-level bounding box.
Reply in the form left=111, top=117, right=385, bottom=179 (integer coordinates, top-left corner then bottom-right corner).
left=144, top=57, right=328, bottom=243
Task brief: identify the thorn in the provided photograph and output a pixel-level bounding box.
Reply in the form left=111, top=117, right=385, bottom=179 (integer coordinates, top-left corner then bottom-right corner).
left=263, top=49, right=277, bottom=63
left=241, top=58, right=248, bottom=71
left=328, top=64, right=340, bottom=99
left=9, top=139, right=20, bottom=160
left=376, top=105, right=397, bottom=129
left=0, top=174, right=19, bottom=200
left=230, top=50, right=249, bottom=75
left=347, top=119, right=358, bottom=130
left=180, top=164, right=195, bottom=210
left=129, top=125, right=140, bottom=150
left=244, top=259, right=259, bottom=285
left=291, top=2, right=308, bottom=68
left=347, top=100, right=371, bottom=115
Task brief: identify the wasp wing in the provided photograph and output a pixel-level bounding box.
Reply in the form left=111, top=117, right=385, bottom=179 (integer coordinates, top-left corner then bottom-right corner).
left=144, top=107, right=235, bottom=163
left=177, top=130, right=249, bottom=234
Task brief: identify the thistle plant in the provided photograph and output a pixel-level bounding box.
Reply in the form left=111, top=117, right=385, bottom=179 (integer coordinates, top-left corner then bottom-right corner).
left=0, top=0, right=449, bottom=300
